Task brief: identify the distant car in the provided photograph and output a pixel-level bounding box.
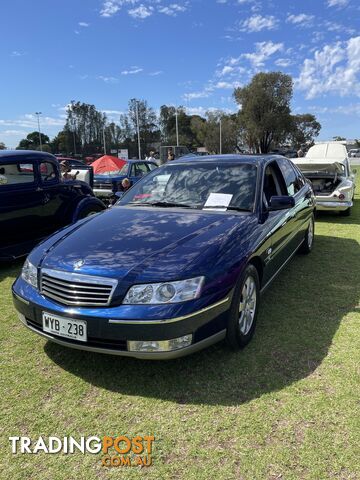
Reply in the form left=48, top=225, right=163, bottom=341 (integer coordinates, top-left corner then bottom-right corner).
left=348, top=149, right=360, bottom=158
left=13, top=154, right=315, bottom=359
left=293, top=143, right=356, bottom=216
left=55, top=157, right=94, bottom=187
left=0, top=150, right=106, bottom=260
left=93, top=159, right=158, bottom=200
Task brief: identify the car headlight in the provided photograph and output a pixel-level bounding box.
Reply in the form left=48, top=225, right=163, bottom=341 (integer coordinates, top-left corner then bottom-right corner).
left=21, top=259, right=38, bottom=288
left=123, top=276, right=205, bottom=304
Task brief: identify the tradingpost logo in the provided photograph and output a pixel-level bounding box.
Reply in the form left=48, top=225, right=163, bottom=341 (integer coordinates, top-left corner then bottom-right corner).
left=9, top=435, right=155, bottom=468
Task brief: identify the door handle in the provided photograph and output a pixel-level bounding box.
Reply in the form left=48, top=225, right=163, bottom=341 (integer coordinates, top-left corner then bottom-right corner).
left=36, top=187, right=43, bottom=192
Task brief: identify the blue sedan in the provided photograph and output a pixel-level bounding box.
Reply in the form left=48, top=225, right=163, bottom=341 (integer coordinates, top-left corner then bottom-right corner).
left=13, top=155, right=315, bottom=359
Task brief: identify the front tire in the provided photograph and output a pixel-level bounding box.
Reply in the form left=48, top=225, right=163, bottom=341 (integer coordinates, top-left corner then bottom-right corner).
left=298, top=215, right=314, bottom=254
left=226, top=264, right=260, bottom=349
left=339, top=207, right=351, bottom=217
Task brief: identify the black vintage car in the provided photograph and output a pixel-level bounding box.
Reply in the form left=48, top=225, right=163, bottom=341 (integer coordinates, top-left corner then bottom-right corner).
left=0, top=150, right=106, bottom=261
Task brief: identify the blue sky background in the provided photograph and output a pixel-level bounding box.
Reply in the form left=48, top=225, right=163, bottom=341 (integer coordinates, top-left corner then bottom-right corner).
left=1, top=0, right=359, bottom=147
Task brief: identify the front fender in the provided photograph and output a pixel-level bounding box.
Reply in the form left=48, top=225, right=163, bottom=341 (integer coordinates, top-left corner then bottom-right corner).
left=72, top=196, right=106, bottom=223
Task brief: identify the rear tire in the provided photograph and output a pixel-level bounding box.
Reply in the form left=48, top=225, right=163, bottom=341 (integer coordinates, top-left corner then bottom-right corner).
left=298, top=215, right=314, bottom=254
left=226, top=264, right=260, bottom=349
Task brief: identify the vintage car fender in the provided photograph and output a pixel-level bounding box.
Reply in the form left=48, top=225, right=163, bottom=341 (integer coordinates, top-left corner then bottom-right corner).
left=71, top=196, right=106, bottom=223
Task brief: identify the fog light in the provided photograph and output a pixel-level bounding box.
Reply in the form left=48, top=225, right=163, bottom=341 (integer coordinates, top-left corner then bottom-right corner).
left=128, top=334, right=193, bottom=353
left=338, top=193, right=345, bottom=200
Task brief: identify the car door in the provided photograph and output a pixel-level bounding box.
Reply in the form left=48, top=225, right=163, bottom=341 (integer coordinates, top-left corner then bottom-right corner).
left=260, top=160, right=298, bottom=285
left=0, top=161, right=44, bottom=247
left=277, top=157, right=310, bottom=251
left=129, top=162, right=151, bottom=185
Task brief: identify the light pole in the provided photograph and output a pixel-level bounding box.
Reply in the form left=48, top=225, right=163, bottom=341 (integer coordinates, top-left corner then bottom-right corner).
left=219, top=117, right=222, bottom=155
left=175, top=108, right=179, bottom=147
left=35, top=112, right=42, bottom=151
left=103, top=127, right=106, bottom=155
left=136, top=101, right=142, bottom=159
left=70, top=100, right=77, bottom=155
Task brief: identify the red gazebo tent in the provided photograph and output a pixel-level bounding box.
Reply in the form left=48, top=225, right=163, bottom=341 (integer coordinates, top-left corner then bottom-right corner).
left=91, top=155, right=127, bottom=175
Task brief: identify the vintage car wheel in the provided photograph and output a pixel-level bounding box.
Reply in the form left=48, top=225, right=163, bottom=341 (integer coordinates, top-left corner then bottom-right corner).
left=298, top=215, right=314, bottom=254
left=77, top=203, right=104, bottom=220
left=226, top=264, right=259, bottom=349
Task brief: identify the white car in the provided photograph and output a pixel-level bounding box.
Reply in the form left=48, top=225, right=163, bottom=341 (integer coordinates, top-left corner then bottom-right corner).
left=293, top=143, right=356, bottom=216
left=348, top=148, right=360, bottom=158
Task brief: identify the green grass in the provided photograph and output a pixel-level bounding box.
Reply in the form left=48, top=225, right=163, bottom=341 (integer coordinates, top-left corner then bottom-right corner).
left=0, top=176, right=359, bottom=480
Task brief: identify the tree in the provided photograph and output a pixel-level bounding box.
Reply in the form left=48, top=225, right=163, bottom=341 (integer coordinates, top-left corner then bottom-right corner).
left=289, top=114, right=321, bottom=149
left=120, top=99, right=160, bottom=157
left=234, top=72, right=293, bottom=153
left=354, top=139, right=360, bottom=148
left=64, top=101, right=107, bottom=154
left=17, top=131, right=50, bottom=150
left=332, top=136, right=346, bottom=141
left=194, top=111, right=239, bottom=154
left=0, top=142, right=6, bottom=150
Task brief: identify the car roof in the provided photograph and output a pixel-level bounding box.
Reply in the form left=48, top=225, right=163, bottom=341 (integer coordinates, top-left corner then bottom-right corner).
left=0, top=150, right=56, bottom=163
left=171, top=154, right=282, bottom=165
left=126, top=159, right=157, bottom=164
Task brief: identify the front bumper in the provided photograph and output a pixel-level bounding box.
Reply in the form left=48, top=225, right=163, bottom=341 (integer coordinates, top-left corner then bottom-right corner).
left=315, top=199, right=352, bottom=211
left=12, top=281, right=231, bottom=359
left=93, top=188, right=113, bottom=198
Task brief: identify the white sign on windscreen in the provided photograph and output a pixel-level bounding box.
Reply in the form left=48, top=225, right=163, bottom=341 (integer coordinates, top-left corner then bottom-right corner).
left=203, top=193, right=233, bottom=211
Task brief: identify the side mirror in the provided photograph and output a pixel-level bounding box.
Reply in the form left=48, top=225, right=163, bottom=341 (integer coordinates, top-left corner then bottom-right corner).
left=269, top=195, right=295, bottom=211
left=352, top=169, right=357, bottom=174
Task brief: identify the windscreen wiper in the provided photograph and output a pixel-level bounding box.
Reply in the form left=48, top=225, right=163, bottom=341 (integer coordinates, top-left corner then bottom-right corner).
left=127, top=201, right=193, bottom=208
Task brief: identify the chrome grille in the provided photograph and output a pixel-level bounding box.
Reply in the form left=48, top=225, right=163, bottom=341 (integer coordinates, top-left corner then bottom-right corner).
left=40, top=268, right=118, bottom=307
left=95, top=182, right=113, bottom=190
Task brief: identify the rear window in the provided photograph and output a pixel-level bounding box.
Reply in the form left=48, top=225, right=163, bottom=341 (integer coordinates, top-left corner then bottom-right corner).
left=0, top=163, right=35, bottom=186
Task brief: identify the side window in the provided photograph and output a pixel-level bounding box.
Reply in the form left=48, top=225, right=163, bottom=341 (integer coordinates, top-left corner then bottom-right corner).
left=135, top=163, right=150, bottom=177
left=0, top=163, right=35, bottom=186
left=277, top=158, right=301, bottom=196
left=130, top=164, right=136, bottom=177
left=263, top=162, right=287, bottom=204
left=148, top=163, right=157, bottom=171
left=39, top=162, right=56, bottom=182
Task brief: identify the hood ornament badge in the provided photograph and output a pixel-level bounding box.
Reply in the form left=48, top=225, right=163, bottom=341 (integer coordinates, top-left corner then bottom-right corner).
left=73, top=259, right=85, bottom=269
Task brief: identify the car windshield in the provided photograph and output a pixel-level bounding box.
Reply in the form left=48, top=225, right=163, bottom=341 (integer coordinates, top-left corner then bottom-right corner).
left=118, top=162, right=257, bottom=211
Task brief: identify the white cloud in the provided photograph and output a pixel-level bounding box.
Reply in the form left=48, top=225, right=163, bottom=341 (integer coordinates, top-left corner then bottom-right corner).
left=0, top=115, right=64, bottom=129
left=275, top=58, right=293, bottom=68
left=0, top=129, right=28, bottom=136
left=11, top=51, right=25, bottom=57
left=327, top=0, right=349, bottom=7
left=183, top=90, right=212, bottom=101
left=128, top=5, right=153, bottom=18
left=97, top=75, right=119, bottom=83
left=239, top=14, right=278, bottom=32
left=286, top=13, right=314, bottom=27
left=297, top=36, right=360, bottom=99
left=149, top=70, right=164, bottom=76
left=100, top=0, right=188, bottom=19
left=158, top=4, right=187, bottom=16
left=214, top=81, right=242, bottom=89
left=121, top=66, right=143, bottom=75
left=78, top=22, right=90, bottom=27
left=243, top=41, right=284, bottom=67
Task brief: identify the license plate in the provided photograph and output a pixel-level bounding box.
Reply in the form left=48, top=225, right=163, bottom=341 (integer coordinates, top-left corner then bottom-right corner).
left=42, top=312, right=87, bottom=342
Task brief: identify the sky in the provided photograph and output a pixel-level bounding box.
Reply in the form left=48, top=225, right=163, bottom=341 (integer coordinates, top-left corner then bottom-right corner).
left=1, top=0, right=360, bottom=148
